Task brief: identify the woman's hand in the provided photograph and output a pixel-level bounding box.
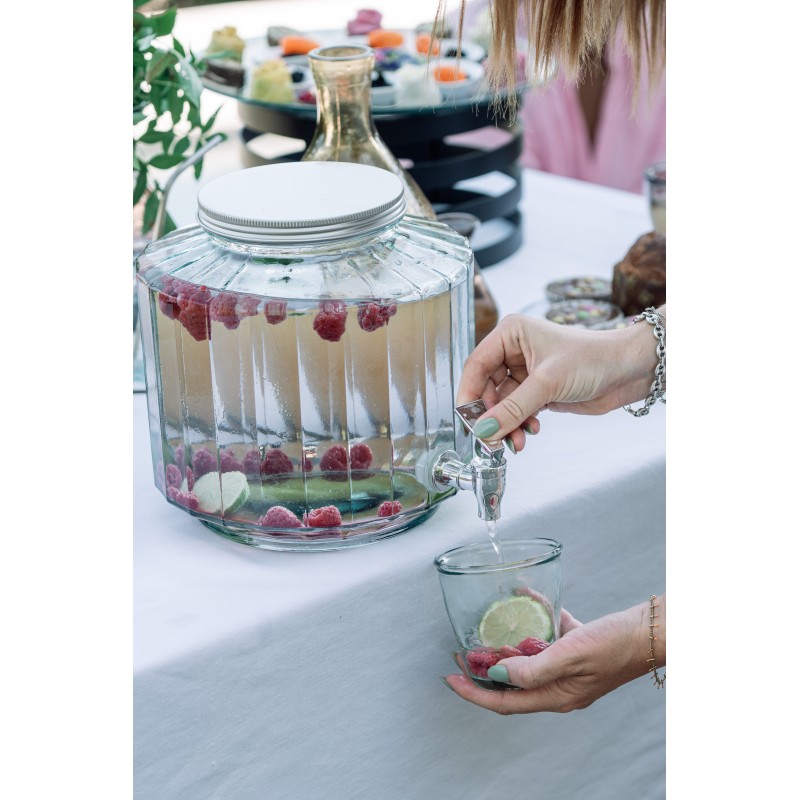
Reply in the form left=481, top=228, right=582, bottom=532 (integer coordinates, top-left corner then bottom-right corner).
left=456, top=307, right=665, bottom=453
left=443, top=600, right=665, bottom=714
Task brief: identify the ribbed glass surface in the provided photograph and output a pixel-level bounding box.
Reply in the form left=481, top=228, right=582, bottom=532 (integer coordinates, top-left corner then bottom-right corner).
left=136, top=216, right=472, bottom=550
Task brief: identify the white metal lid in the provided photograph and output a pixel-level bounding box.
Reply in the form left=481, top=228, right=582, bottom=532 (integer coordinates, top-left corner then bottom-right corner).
left=196, top=161, right=407, bottom=245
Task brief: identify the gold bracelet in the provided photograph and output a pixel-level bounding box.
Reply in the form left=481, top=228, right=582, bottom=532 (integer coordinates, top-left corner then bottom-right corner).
left=647, top=594, right=666, bottom=688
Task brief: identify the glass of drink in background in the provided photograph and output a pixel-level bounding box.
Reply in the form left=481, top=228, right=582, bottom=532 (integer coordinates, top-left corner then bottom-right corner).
left=644, top=161, right=666, bottom=234
left=434, top=536, right=563, bottom=690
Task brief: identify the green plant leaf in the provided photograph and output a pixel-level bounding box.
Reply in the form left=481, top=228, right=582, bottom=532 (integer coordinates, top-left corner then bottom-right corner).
left=162, top=213, right=178, bottom=236
left=145, top=49, right=176, bottom=83
left=172, top=136, right=191, bottom=156
left=201, top=105, right=223, bottom=134
left=142, top=189, right=161, bottom=235
left=133, top=168, right=148, bottom=206
left=194, top=158, right=204, bottom=180
left=138, top=128, right=169, bottom=145
left=173, top=38, right=186, bottom=58
left=176, top=57, right=203, bottom=107
left=136, top=33, right=157, bottom=51
left=133, top=110, right=147, bottom=125
left=149, top=153, right=186, bottom=170
left=168, top=91, right=183, bottom=125
left=149, top=8, right=177, bottom=37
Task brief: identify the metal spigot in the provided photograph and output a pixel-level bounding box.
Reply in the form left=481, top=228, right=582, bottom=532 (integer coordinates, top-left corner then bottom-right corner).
left=430, top=400, right=507, bottom=522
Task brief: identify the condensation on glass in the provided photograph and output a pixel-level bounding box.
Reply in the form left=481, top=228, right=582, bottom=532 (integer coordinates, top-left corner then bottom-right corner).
left=136, top=161, right=473, bottom=550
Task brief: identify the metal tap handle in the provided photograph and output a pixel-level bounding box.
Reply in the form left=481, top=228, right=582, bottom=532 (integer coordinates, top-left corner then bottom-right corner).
left=455, top=400, right=505, bottom=463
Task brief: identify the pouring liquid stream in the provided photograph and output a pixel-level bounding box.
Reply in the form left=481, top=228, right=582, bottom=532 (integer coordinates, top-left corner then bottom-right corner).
left=486, top=519, right=505, bottom=563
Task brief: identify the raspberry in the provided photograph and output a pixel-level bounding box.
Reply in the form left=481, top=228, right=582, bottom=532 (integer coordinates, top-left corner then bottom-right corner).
left=237, top=295, right=260, bottom=321
left=357, top=303, right=385, bottom=332
left=313, top=300, right=347, bottom=342
left=185, top=466, right=195, bottom=491
left=377, top=500, right=402, bottom=517
left=158, top=292, right=181, bottom=320
left=306, top=505, right=343, bottom=527
left=349, top=443, right=373, bottom=470
left=517, top=637, right=550, bottom=656
left=498, top=646, right=524, bottom=659
left=319, top=444, right=348, bottom=473
left=264, top=299, right=287, bottom=325
left=173, top=445, right=185, bottom=471
left=261, top=448, right=294, bottom=476
left=243, top=449, right=263, bottom=478
left=167, top=486, right=200, bottom=510
left=192, top=447, right=217, bottom=478
left=178, top=286, right=212, bottom=342
left=466, top=649, right=501, bottom=679
left=357, top=302, right=396, bottom=332
left=209, top=292, right=241, bottom=330
left=302, top=457, right=313, bottom=472
left=219, top=449, right=245, bottom=473
left=297, top=89, right=316, bottom=104
left=258, top=506, right=302, bottom=528
left=165, top=463, right=182, bottom=489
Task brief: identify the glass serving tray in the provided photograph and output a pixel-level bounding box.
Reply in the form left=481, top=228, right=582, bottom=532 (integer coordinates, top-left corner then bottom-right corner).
left=201, top=30, right=551, bottom=116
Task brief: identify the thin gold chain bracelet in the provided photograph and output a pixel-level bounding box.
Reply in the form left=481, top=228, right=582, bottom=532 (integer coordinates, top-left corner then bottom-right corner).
left=647, top=594, right=666, bottom=688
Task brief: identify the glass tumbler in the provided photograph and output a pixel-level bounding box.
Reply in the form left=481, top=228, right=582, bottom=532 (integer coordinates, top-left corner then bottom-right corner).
left=644, top=161, right=666, bottom=234
left=434, top=536, right=562, bottom=690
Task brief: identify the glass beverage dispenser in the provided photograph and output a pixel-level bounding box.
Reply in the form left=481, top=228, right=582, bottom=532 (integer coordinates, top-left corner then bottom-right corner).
left=136, top=161, right=473, bottom=550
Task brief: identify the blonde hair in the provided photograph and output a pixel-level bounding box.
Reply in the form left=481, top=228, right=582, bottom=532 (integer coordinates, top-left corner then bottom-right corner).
left=439, top=0, right=665, bottom=113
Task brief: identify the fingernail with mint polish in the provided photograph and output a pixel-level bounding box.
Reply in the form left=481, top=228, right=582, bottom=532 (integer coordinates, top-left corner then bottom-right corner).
left=487, top=665, right=512, bottom=684
left=473, top=418, right=500, bottom=438
left=504, top=435, right=517, bottom=454
left=523, top=423, right=537, bottom=436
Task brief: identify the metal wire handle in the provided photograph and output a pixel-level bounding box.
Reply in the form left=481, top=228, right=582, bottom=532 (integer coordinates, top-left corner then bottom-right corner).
left=152, top=132, right=226, bottom=240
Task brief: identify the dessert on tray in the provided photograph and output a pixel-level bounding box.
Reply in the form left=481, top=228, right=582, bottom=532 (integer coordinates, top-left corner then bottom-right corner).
left=610, top=231, right=667, bottom=315
left=347, top=9, right=383, bottom=36
left=206, top=25, right=245, bottom=61
left=250, top=59, right=295, bottom=103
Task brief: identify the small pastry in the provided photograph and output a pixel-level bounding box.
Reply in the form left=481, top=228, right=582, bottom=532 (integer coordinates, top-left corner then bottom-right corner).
left=250, top=59, right=295, bottom=103
left=393, top=63, right=443, bottom=106
left=267, top=26, right=302, bottom=47
left=203, top=58, right=245, bottom=89
left=280, top=36, right=321, bottom=56
left=367, top=30, right=405, bottom=49
left=347, top=9, right=383, bottom=36
left=206, top=26, right=245, bottom=62
left=610, top=231, right=667, bottom=316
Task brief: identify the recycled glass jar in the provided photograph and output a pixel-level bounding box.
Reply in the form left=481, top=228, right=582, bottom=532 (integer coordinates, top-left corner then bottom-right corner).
left=136, top=161, right=473, bottom=550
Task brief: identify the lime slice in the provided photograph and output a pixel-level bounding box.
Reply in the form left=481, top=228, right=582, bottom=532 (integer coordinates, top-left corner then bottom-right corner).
left=478, top=596, right=553, bottom=648
left=193, top=471, right=250, bottom=515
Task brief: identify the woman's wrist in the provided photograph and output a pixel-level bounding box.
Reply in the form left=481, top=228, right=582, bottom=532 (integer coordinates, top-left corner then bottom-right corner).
left=609, top=304, right=667, bottom=406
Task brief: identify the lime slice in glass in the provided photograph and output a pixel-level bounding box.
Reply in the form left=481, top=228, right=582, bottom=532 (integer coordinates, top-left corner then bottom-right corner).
left=478, top=596, right=553, bottom=649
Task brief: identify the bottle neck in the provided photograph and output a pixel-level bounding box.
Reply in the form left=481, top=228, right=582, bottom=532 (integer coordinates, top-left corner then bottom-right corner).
left=308, top=50, right=378, bottom=155
left=303, top=46, right=436, bottom=220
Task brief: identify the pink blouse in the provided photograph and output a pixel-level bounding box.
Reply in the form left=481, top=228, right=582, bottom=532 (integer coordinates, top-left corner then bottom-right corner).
left=452, top=1, right=666, bottom=194
left=520, top=38, right=666, bottom=194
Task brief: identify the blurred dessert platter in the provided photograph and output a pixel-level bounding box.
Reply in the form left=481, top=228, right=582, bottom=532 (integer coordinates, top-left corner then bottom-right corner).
left=199, top=11, right=497, bottom=110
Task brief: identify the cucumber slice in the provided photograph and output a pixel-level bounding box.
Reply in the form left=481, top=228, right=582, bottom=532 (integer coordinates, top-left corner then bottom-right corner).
left=193, top=471, right=250, bottom=515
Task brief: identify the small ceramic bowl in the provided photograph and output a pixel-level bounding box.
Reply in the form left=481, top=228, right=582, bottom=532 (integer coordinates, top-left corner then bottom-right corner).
left=429, top=58, right=485, bottom=101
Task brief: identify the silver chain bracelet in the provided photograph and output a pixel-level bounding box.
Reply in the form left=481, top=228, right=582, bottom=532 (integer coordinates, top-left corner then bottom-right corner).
left=623, top=306, right=666, bottom=417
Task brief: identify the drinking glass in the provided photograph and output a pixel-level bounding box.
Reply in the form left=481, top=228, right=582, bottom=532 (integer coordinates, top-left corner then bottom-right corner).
left=434, top=536, right=562, bottom=690
left=644, top=161, right=666, bottom=234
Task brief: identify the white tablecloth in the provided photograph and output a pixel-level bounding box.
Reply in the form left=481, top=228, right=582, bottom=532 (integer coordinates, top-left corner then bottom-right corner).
left=134, top=152, right=665, bottom=797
